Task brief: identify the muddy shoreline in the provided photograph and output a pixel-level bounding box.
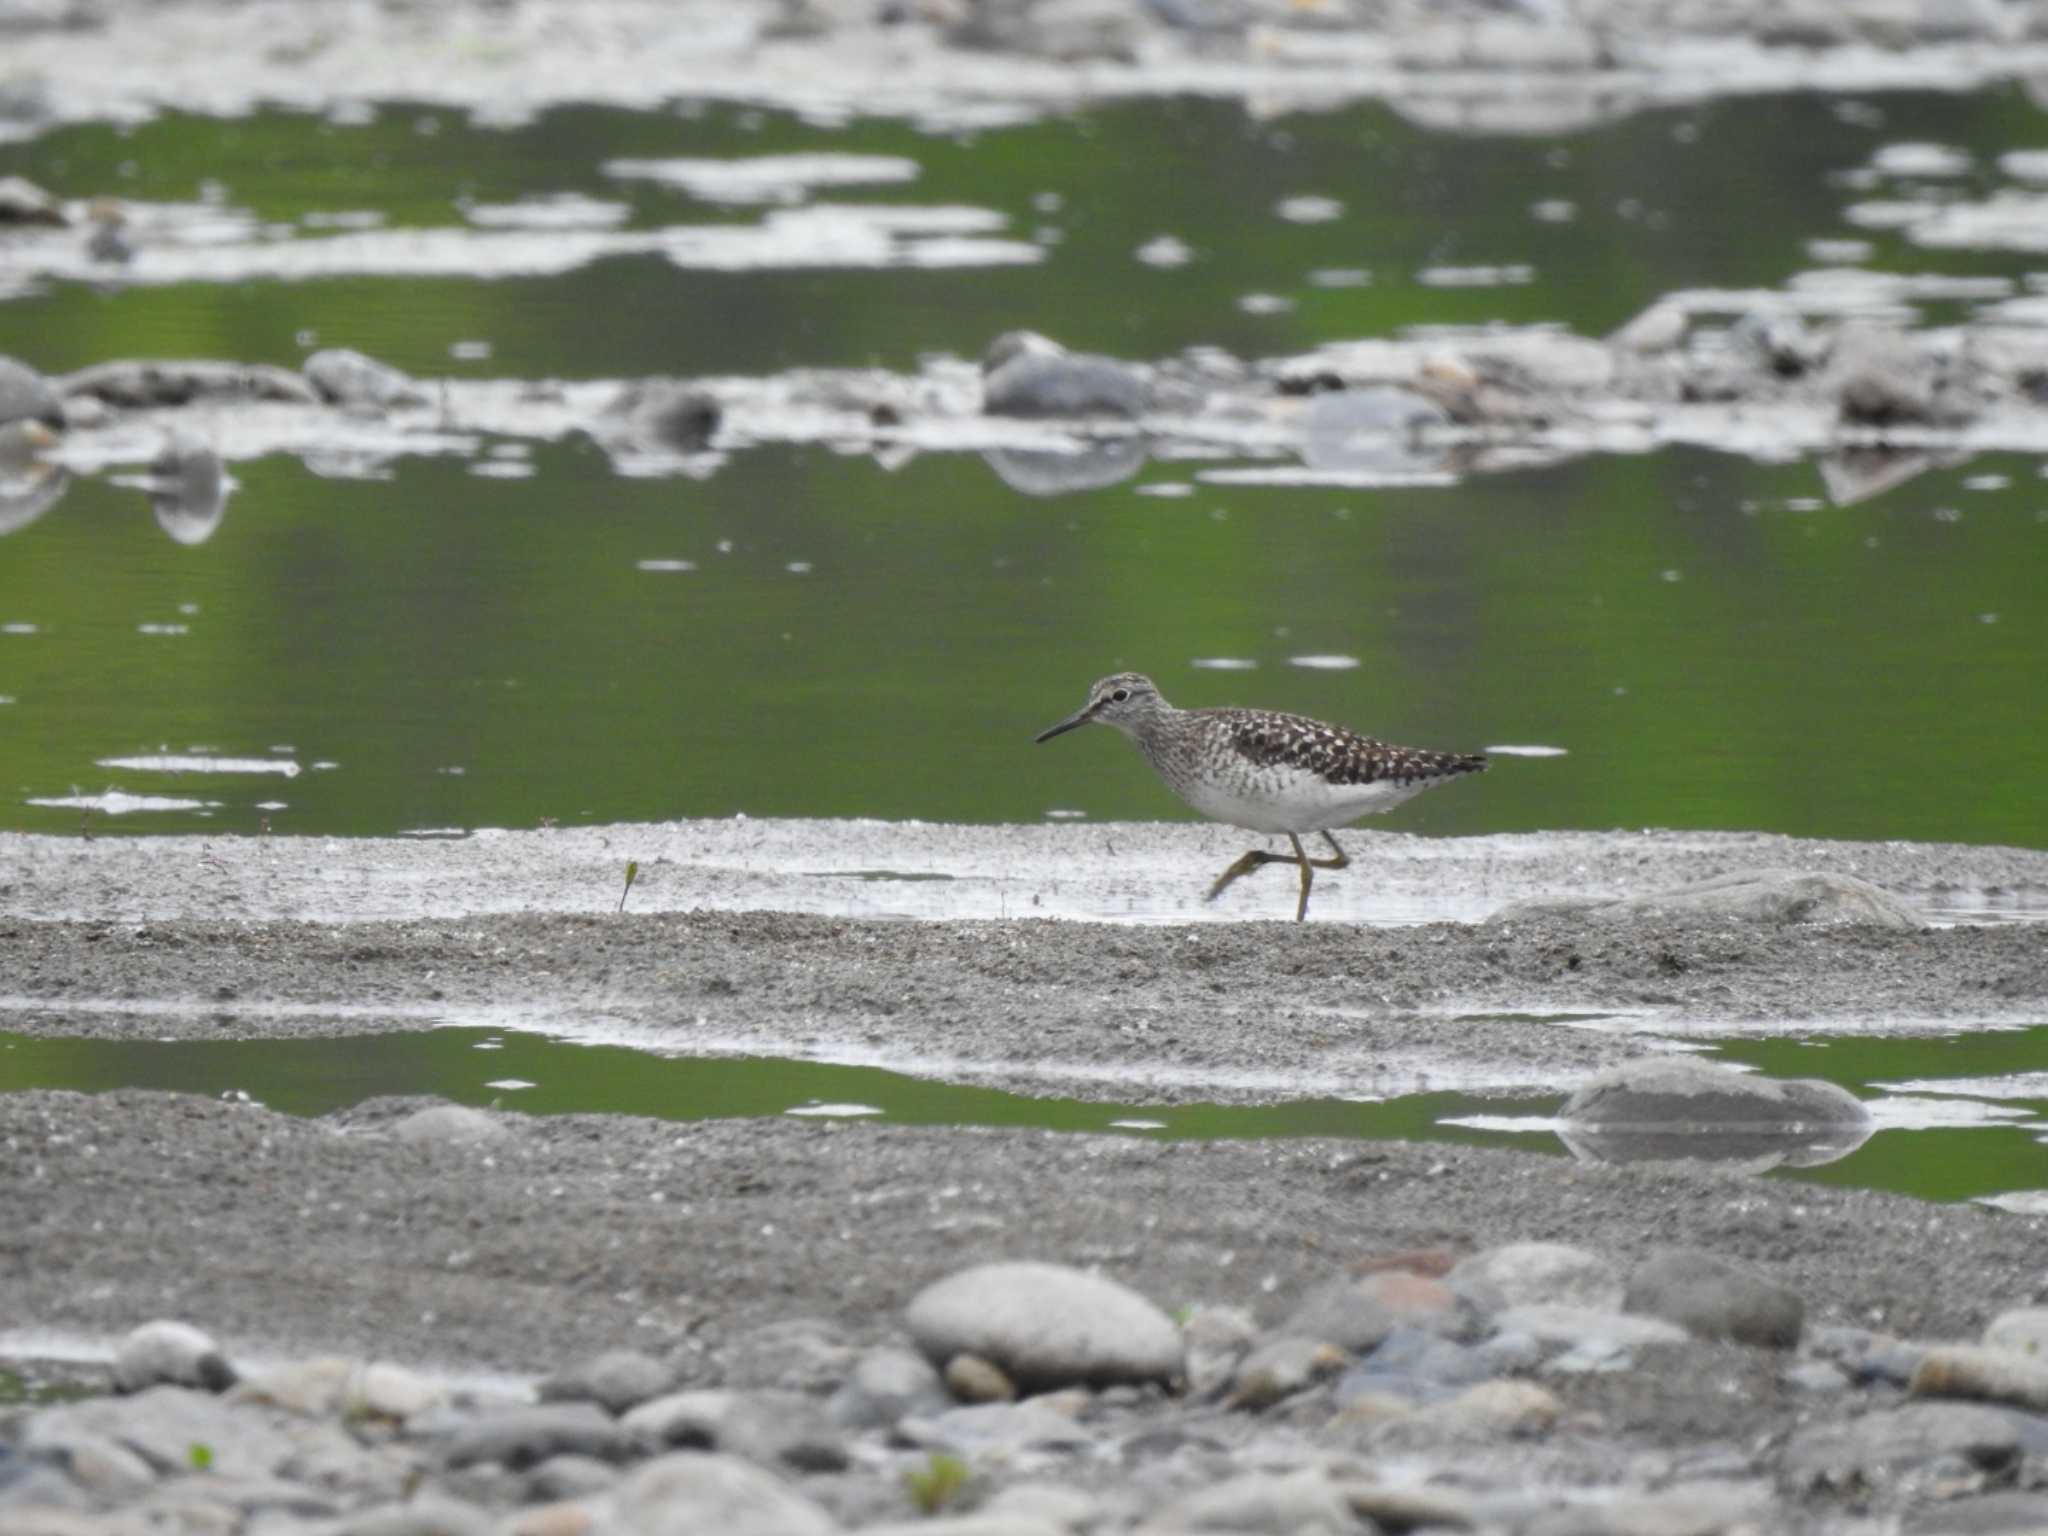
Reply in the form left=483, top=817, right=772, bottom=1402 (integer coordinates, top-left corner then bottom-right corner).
left=3, top=827, right=2045, bottom=1104
left=2, top=830, right=2046, bottom=1532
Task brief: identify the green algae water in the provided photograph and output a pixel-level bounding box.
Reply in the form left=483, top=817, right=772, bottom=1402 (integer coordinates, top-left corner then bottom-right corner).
left=1, top=92, right=2045, bottom=844
left=3, top=1022, right=2046, bottom=1205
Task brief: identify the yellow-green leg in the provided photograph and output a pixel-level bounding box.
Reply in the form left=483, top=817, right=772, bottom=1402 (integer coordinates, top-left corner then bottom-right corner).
left=1206, top=832, right=1351, bottom=921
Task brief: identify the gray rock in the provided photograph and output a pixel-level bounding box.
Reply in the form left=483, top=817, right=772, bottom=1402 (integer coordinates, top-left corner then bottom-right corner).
left=1180, top=1303, right=1259, bottom=1397
left=1228, top=1334, right=1347, bottom=1408
left=0, top=177, right=67, bottom=228
left=60, top=358, right=320, bottom=408
left=1494, top=1304, right=1690, bottom=1356
left=538, top=1348, right=676, bottom=1414
left=439, top=1402, right=636, bottom=1469
left=111, top=1321, right=237, bottom=1393
left=603, top=380, right=722, bottom=453
left=390, top=1103, right=511, bottom=1147
left=1495, top=869, right=1921, bottom=929
left=1560, top=1056, right=1872, bottom=1169
left=303, top=348, right=427, bottom=410
left=228, top=1356, right=356, bottom=1416
left=897, top=1398, right=1095, bottom=1458
left=524, top=1452, right=622, bottom=1501
left=1449, top=1242, right=1624, bottom=1315
left=828, top=1345, right=950, bottom=1430
left=329, top=1497, right=501, bottom=1536
left=905, top=1261, right=1183, bottom=1391
left=1338, top=1481, right=1480, bottom=1533
left=1139, top=1467, right=1362, bottom=1534
left=1783, top=1401, right=2021, bottom=1491
left=982, top=331, right=1147, bottom=418
left=1782, top=1359, right=1851, bottom=1393
left=859, top=1521, right=1069, bottom=1536
left=0, top=1462, right=96, bottom=1513
left=1422, top=1378, right=1563, bottom=1437
left=1983, top=1307, right=2048, bottom=1358
left=23, top=1386, right=305, bottom=1480
left=1282, top=1270, right=1464, bottom=1352
left=1830, top=324, right=1939, bottom=425
left=720, top=1316, right=858, bottom=1392
left=608, top=1449, right=839, bottom=1536
left=1520, top=1479, right=1769, bottom=1535
left=979, top=1481, right=1102, bottom=1528
left=26, top=1434, right=156, bottom=1500
left=0, top=355, right=63, bottom=429
left=1360, top=1324, right=1501, bottom=1388
left=1624, top=1248, right=1804, bottom=1347
left=1282, top=1279, right=1399, bottom=1354
left=1806, top=1324, right=1930, bottom=1386
left=1912, top=1345, right=2048, bottom=1411
left=624, top=1387, right=847, bottom=1472
left=949, top=1, right=1139, bottom=64
left=1912, top=1491, right=2048, bottom=1533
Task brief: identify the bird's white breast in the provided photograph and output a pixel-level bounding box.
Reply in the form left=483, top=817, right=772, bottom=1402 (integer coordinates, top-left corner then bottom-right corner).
left=1173, top=764, right=1429, bottom=834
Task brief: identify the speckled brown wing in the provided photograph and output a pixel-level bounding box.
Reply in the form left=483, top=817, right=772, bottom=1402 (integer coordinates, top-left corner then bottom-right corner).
left=1209, top=708, right=1487, bottom=787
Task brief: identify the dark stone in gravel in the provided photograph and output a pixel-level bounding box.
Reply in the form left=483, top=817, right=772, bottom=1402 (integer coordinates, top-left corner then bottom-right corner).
left=439, top=1404, right=637, bottom=1470
left=1625, top=1248, right=1805, bottom=1347
left=537, top=1349, right=676, bottom=1415
left=1782, top=1401, right=2023, bottom=1490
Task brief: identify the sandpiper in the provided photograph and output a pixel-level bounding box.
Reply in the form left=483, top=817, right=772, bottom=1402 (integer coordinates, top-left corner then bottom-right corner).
left=1035, top=672, right=1486, bottom=922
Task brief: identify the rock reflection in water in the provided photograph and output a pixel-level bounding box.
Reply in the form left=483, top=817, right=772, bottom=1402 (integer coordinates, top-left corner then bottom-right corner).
left=982, top=437, right=1148, bottom=496
left=1557, top=1116, right=1875, bottom=1172
left=1816, top=446, right=1968, bottom=507
left=0, top=420, right=68, bottom=536
left=1300, top=386, right=1456, bottom=478
left=141, top=437, right=229, bottom=546
left=1558, top=1056, right=1875, bottom=1173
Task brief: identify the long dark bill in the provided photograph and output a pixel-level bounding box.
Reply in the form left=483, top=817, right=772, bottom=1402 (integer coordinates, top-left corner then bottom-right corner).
left=1033, top=706, right=1095, bottom=743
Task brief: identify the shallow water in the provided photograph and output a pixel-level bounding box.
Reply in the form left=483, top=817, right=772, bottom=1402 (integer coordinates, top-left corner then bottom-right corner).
left=2, top=92, right=2046, bottom=844
left=4, top=1021, right=2044, bottom=1204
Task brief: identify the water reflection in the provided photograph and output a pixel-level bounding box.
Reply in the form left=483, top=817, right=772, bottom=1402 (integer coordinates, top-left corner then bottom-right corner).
left=1556, top=1116, right=1875, bottom=1172
left=0, top=460, right=68, bottom=537
left=982, top=437, right=1146, bottom=495
left=1299, top=386, right=1457, bottom=478
left=1816, top=446, right=1968, bottom=507
left=0, top=433, right=229, bottom=544
left=141, top=439, right=229, bottom=545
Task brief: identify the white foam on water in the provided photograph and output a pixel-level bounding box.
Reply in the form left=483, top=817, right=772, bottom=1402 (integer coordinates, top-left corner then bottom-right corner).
left=98, top=754, right=301, bottom=777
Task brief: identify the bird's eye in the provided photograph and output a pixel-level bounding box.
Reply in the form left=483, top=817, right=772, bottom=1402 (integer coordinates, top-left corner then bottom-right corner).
left=1111, top=688, right=1130, bottom=703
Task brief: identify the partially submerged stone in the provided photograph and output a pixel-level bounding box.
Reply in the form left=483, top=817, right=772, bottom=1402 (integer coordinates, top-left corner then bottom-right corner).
left=0, top=176, right=68, bottom=227
left=304, top=348, right=428, bottom=410
left=1560, top=1056, right=1872, bottom=1170
left=981, top=331, right=1147, bottom=418
left=1493, top=868, right=1921, bottom=928
left=60, top=359, right=320, bottom=408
